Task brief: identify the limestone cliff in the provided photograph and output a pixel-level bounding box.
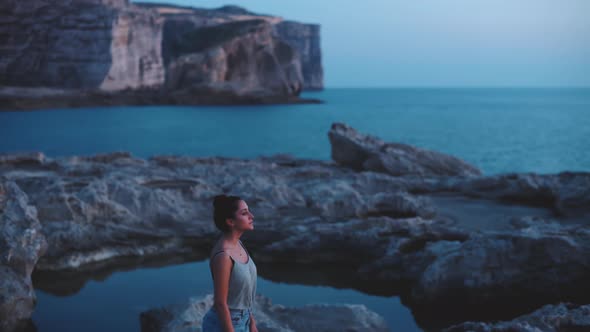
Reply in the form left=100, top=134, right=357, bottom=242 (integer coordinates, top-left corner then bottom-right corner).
left=0, top=0, right=165, bottom=90
left=162, top=18, right=303, bottom=97
left=145, top=2, right=323, bottom=91
left=274, top=21, right=323, bottom=90
left=0, top=0, right=323, bottom=109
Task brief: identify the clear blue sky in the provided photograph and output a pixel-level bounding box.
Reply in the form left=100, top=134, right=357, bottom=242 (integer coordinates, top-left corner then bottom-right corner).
left=137, top=0, right=590, bottom=88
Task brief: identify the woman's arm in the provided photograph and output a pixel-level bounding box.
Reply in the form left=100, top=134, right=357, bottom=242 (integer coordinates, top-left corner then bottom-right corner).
left=211, top=253, right=235, bottom=332
left=249, top=313, right=258, bottom=332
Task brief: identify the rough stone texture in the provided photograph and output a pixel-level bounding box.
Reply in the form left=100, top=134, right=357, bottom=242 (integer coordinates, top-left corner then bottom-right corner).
left=410, top=217, right=590, bottom=324
left=0, top=179, right=48, bottom=332
left=274, top=21, right=323, bottom=90
left=435, top=172, right=590, bottom=218
left=139, top=293, right=388, bottom=332
left=142, top=3, right=322, bottom=90
left=329, top=122, right=483, bottom=177
left=164, top=19, right=303, bottom=97
left=0, top=0, right=165, bottom=90
left=0, top=1, right=323, bottom=109
left=443, top=303, right=590, bottom=332
left=1, top=123, right=589, bottom=329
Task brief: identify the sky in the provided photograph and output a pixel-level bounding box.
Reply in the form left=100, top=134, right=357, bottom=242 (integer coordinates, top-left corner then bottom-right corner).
left=137, top=0, right=590, bottom=88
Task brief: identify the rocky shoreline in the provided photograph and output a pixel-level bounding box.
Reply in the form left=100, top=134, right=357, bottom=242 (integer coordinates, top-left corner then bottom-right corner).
left=1, top=122, right=589, bottom=331
left=0, top=86, right=322, bottom=112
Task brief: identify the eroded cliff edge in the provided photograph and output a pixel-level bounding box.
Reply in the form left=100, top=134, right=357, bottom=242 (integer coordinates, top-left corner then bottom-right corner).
left=0, top=0, right=323, bottom=110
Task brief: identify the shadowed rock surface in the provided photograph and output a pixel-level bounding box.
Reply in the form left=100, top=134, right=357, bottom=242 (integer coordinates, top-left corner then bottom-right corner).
left=139, top=293, right=388, bottom=332
left=443, top=303, right=590, bottom=332
left=0, top=1, right=323, bottom=110
left=1, top=123, right=589, bottom=330
left=164, top=19, right=303, bottom=97
left=0, top=180, right=48, bottom=332
left=274, top=21, right=323, bottom=90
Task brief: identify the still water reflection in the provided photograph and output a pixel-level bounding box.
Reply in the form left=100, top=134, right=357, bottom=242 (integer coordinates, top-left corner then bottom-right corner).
left=32, top=260, right=421, bottom=332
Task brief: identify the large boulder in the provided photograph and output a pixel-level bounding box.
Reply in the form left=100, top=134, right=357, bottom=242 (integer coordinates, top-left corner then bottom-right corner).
left=139, top=293, right=389, bottom=332
left=328, top=122, right=482, bottom=177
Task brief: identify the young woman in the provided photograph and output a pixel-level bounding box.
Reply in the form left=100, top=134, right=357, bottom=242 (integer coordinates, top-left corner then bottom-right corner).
left=201, top=195, right=258, bottom=332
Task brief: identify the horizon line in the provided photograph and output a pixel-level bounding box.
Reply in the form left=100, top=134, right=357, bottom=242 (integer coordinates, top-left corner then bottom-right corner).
left=316, top=86, right=590, bottom=90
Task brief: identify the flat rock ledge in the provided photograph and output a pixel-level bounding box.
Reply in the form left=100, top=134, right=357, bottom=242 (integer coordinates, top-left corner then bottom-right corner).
left=139, top=294, right=389, bottom=332
left=443, top=303, right=590, bottom=332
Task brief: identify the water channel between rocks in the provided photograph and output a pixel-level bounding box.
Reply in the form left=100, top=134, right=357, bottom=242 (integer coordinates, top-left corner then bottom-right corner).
left=31, top=260, right=422, bottom=332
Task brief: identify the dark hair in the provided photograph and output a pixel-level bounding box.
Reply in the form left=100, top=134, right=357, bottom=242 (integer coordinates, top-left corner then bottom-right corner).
left=213, top=194, right=242, bottom=233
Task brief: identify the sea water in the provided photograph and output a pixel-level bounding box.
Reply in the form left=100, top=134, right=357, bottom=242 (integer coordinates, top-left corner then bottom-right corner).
left=2, top=88, right=589, bottom=331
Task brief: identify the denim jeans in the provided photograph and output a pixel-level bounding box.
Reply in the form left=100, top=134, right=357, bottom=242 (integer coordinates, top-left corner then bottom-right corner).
left=202, top=307, right=252, bottom=332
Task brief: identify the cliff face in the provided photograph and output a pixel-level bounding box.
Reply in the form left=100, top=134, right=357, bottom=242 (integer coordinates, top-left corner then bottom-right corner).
left=164, top=19, right=303, bottom=97
left=0, top=0, right=165, bottom=90
left=152, top=3, right=323, bottom=91
left=274, top=21, right=323, bottom=90
left=0, top=1, right=323, bottom=107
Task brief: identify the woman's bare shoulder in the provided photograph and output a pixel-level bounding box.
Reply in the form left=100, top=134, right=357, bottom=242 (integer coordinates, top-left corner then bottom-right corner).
left=209, top=239, right=231, bottom=261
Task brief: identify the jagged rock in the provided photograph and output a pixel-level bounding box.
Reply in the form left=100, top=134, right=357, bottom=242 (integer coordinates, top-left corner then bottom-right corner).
left=410, top=217, right=590, bottom=324
left=443, top=303, right=590, bottom=332
left=139, top=293, right=389, bottom=332
left=0, top=180, right=48, bottom=332
left=328, top=122, right=482, bottom=177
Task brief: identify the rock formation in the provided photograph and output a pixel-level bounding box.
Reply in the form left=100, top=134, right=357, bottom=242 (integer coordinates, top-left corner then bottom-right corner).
left=0, top=0, right=164, bottom=90
left=0, top=123, right=589, bottom=330
left=0, top=179, right=48, bottom=332
left=274, top=21, right=323, bottom=90
left=443, top=303, right=590, bottom=332
left=164, top=19, right=303, bottom=97
left=0, top=1, right=323, bottom=110
left=140, top=294, right=388, bottom=332
left=329, top=122, right=483, bottom=177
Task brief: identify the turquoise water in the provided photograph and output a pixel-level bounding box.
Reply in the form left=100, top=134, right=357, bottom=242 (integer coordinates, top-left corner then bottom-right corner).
left=4, top=88, right=590, bottom=331
left=1, top=88, right=589, bottom=174
left=32, top=261, right=420, bottom=332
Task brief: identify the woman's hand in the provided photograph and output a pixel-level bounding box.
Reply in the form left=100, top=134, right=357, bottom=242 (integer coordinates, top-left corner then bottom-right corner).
left=249, top=314, right=258, bottom=332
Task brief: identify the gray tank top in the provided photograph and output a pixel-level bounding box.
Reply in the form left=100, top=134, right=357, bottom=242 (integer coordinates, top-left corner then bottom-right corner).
left=211, top=240, right=257, bottom=309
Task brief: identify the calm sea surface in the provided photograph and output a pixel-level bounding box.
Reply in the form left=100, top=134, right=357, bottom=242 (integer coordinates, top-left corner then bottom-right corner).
left=2, top=88, right=589, bottom=174
left=2, top=88, right=589, bottom=331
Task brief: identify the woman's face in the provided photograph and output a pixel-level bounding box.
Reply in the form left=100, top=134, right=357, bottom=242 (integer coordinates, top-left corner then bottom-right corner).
left=230, top=200, right=254, bottom=232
